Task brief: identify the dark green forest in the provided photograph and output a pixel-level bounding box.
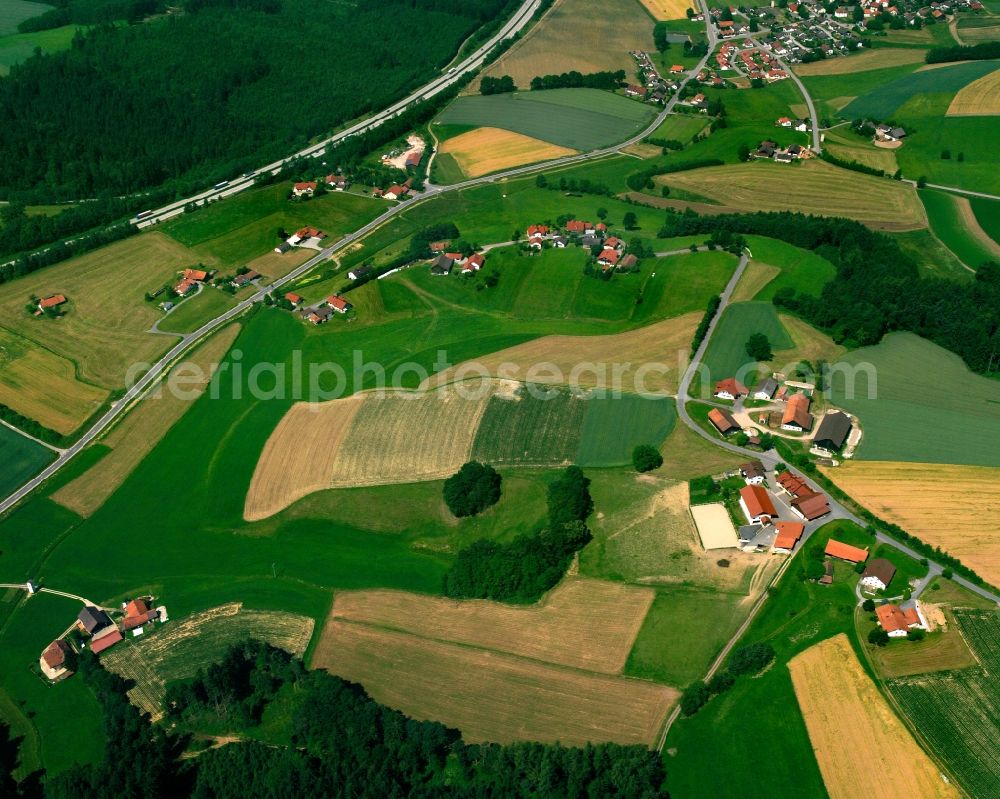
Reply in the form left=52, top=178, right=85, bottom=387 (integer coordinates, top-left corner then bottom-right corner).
left=0, top=0, right=512, bottom=198
left=2, top=641, right=667, bottom=798
left=658, top=210, right=1000, bottom=375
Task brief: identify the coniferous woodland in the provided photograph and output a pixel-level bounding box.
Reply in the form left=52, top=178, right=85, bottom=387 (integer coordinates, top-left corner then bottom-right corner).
left=657, top=211, right=1000, bottom=375
left=0, top=0, right=513, bottom=199
left=1, top=642, right=667, bottom=799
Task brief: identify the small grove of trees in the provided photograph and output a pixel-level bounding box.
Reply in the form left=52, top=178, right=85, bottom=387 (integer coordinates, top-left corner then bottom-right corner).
left=529, top=69, right=625, bottom=91
left=681, top=642, right=775, bottom=716
left=443, top=461, right=502, bottom=517
left=443, top=466, right=594, bottom=602
left=632, top=444, right=663, bottom=473
left=745, top=333, right=773, bottom=361
left=691, top=295, right=722, bottom=355
left=480, top=75, right=517, bottom=94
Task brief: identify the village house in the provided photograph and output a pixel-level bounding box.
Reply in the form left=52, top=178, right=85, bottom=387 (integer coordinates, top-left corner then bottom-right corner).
left=348, top=265, right=374, bottom=281
left=288, top=227, right=327, bottom=246
left=325, top=174, right=349, bottom=191
left=860, top=558, right=897, bottom=592
left=77, top=606, right=113, bottom=636
left=528, top=235, right=545, bottom=250
left=231, top=269, right=260, bottom=288
left=122, top=598, right=159, bottom=631
left=670, top=64, right=685, bottom=74
left=772, top=521, right=805, bottom=553
left=526, top=224, right=551, bottom=238
left=461, top=253, right=485, bottom=274
left=825, top=539, right=869, bottom=564
left=284, top=292, right=303, bottom=308
left=305, top=307, right=334, bottom=325
left=776, top=116, right=793, bottom=127
left=790, top=491, right=831, bottom=521
left=405, top=151, right=421, bottom=169
left=326, top=295, right=352, bottom=314
left=428, top=241, right=450, bottom=253
left=753, top=377, right=778, bottom=400
left=876, top=601, right=927, bottom=637
left=382, top=184, right=409, bottom=201
left=292, top=181, right=317, bottom=197
left=776, top=470, right=812, bottom=497
left=431, top=254, right=454, bottom=275
left=274, top=241, right=292, bottom=254
left=813, top=410, right=852, bottom=452
left=714, top=377, right=748, bottom=401
left=781, top=392, right=813, bottom=432
left=90, top=627, right=123, bottom=654
left=597, top=248, right=621, bottom=268
left=625, top=84, right=648, bottom=98
left=875, top=124, right=907, bottom=142
left=444, top=251, right=467, bottom=265
left=604, top=236, right=624, bottom=251
left=741, top=460, right=766, bottom=485
left=39, top=640, right=74, bottom=681
left=739, top=484, right=777, bottom=525
left=708, top=407, right=740, bottom=436
left=552, top=235, right=569, bottom=248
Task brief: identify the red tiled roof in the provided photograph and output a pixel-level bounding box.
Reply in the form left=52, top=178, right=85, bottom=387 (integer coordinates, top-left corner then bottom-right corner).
left=714, top=377, right=748, bottom=397
left=782, top=393, right=813, bottom=429
left=777, top=470, right=812, bottom=497
left=565, top=220, right=589, bottom=233
left=293, top=181, right=317, bottom=191
left=327, top=295, right=350, bottom=311
left=526, top=224, right=550, bottom=236
left=598, top=248, right=621, bottom=265
left=792, top=492, right=830, bottom=520
left=876, top=603, right=921, bottom=633
left=182, top=268, right=208, bottom=282
left=90, top=628, right=123, bottom=654
left=41, top=640, right=69, bottom=669
left=284, top=292, right=302, bottom=304
left=708, top=407, right=739, bottom=433
left=429, top=241, right=449, bottom=252
left=39, top=294, right=66, bottom=309
left=825, top=539, right=869, bottom=563
left=467, top=253, right=484, bottom=267
left=740, top=484, right=776, bottom=519
left=773, top=521, right=805, bottom=550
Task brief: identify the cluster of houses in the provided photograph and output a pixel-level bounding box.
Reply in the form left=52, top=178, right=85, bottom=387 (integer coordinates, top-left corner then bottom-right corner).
left=752, top=139, right=812, bottom=163
left=33, top=294, right=67, bottom=316
left=39, top=597, right=164, bottom=682
left=372, top=177, right=414, bottom=202
left=174, top=266, right=212, bottom=297
left=429, top=247, right=487, bottom=276
left=275, top=226, right=328, bottom=254
left=291, top=173, right=351, bottom=198
left=874, top=123, right=908, bottom=143
left=523, top=220, right=638, bottom=272
left=715, top=41, right=789, bottom=82
left=627, top=51, right=680, bottom=104
left=281, top=291, right=353, bottom=323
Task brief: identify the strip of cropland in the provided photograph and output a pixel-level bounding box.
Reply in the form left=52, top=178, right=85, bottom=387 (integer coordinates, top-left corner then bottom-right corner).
left=437, top=127, right=577, bottom=179
left=789, top=634, right=959, bottom=799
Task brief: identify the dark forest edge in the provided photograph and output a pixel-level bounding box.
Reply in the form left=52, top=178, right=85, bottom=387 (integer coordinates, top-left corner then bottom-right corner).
left=1, top=640, right=668, bottom=799
left=657, top=210, right=1000, bottom=376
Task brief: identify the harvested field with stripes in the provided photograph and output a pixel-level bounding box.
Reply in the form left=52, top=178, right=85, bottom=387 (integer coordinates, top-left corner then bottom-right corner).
left=437, top=127, right=576, bottom=178
left=947, top=65, right=1000, bottom=116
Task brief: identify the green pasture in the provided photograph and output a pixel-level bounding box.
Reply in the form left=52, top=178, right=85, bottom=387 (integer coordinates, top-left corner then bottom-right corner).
left=0, top=424, right=54, bottom=498
left=890, top=228, right=972, bottom=280
left=841, top=60, right=998, bottom=119
left=576, top=394, right=676, bottom=466
left=971, top=197, right=1000, bottom=245
left=156, top=287, right=238, bottom=334
left=647, top=115, right=708, bottom=145
left=160, top=183, right=385, bottom=268
left=800, top=61, right=927, bottom=119
left=633, top=250, right=737, bottom=323
left=743, top=235, right=837, bottom=300
left=920, top=189, right=998, bottom=270
left=0, top=24, right=81, bottom=74
left=664, top=519, right=869, bottom=799
left=0, top=0, right=49, bottom=35
left=828, top=332, right=1000, bottom=467
left=434, top=89, right=656, bottom=150
left=699, top=301, right=793, bottom=386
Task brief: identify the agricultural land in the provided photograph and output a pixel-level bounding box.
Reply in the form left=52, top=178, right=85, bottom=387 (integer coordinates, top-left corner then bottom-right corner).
left=920, top=188, right=1000, bottom=270
left=789, top=634, right=959, bottom=799
left=474, top=0, right=655, bottom=92
left=637, top=0, right=692, bottom=19
left=947, top=65, right=1000, bottom=116
left=435, top=127, right=576, bottom=180
left=0, top=424, right=53, bottom=498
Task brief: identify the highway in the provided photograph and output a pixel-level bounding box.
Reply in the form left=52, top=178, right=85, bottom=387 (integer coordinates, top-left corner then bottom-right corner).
left=132, top=0, right=544, bottom=228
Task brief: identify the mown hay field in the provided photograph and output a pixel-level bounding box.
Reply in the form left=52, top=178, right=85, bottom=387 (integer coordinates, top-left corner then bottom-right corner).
left=888, top=609, right=1000, bottom=799
left=659, top=161, right=927, bottom=230
left=823, top=128, right=899, bottom=174
left=53, top=325, right=241, bottom=518
left=437, top=89, right=655, bottom=151
left=828, top=333, right=1000, bottom=467
left=429, top=313, right=700, bottom=396
left=869, top=607, right=979, bottom=678
left=438, top=127, right=576, bottom=179
left=793, top=48, right=927, bottom=76
left=329, top=578, right=653, bottom=674
left=312, top=619, right=677, bottom=746
left=474, top=0, right=654, bottom=93
left=789, top=634, right=960, bottom=799
left=244, top=394, right=365, bottom=521
left=101, top=603, right=314, bottom=719
left=0, top=328, right=107, bottom=435
left=0, top=232, right=201, bottom=390
left=637, top=0, right=693, bottom=19
left=823, top=461, right=1000, bottom=587
left=947, top=65, right=1000, bottom=116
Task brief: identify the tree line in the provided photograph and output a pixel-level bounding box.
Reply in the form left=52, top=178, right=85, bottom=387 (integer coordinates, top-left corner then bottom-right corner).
left=2, top=641, right=668, bottom=798
left=529, top=69, right=626, bottom=91
left=0, top=0, right=510, bottom=198
left=444, top=465, right=594, bottom=602
left=926, top=41, right=1000, bottom=63
left=658, top=210, right=1000, bottom=375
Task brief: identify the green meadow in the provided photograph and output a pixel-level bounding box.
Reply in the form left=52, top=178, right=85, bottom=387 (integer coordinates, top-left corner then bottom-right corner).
left=971, top=197, right=1000, bottom=245
left=0, top=0, right=50, bottom=35
left=435, top=88, right=657, bottom=150
left=829, top=332, right=1000, bottom=467
left=0, top=425, right=53, bottom=497
left=840, top=61, right=998, bottom=119
left=743, top=235, right=837, bottom=300
left=919, top=189, right=999, bottom=270
left=157, top=287, right=238, bottom=334
left=699, top=301, right=793, bottom=385
left=0, top=24, right=82, bottom=74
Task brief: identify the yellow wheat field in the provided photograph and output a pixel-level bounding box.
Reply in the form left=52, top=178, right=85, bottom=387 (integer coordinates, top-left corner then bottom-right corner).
left=53, top=325, right=240, bottom=517
left=312, top=620, right=677, bottom=746
left=244, top=394, right=365, bottom=521
left=660, top=161, right=927, bottom=231
left=475, top=0, right=655, bottom=93
left=0, top=329, right=108, bottom=435
left=330, top=578, right=654, bottom=674
left=425, top=314, right=698, bottom=396
left=822, top=461, right=1000, bottom=587
left=439, top=127, right=576, bottom=178
left=793, top=48, right=927, bottom=76
left=947, top=67, right=1000, bottom=116
left=637, top=0, right=692, bottom=20
left=789, top=634, right=959, bottom=799
left=244, top=384, right=497, bottom=520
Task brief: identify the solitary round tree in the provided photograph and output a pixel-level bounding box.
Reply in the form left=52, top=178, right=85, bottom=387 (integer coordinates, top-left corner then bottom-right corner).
left=632, top=444, right=663, bottom=473
left=745, top=332, right=773, bottom=361
left=443, top=461, right=502, bottom=518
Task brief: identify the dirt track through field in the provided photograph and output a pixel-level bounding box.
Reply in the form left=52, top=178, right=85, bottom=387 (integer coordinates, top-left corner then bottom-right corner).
left=244, top=394, right=364, bottom=521
left=789, top=634, right=959, bottom=799
left=823, top=461, right=1000, bottom=587
left=312, top=619, right=677, bottom=746
left=330, top=577, right=654, bottom=674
